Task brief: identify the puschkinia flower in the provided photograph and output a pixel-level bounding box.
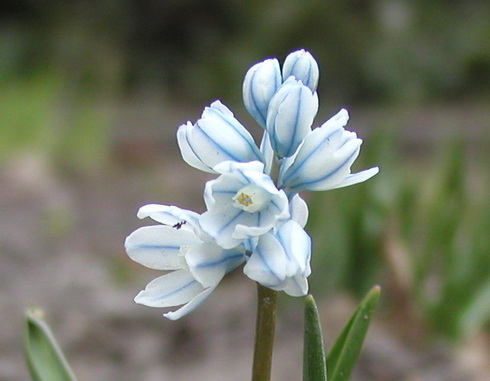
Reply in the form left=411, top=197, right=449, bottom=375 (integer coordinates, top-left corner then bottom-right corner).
left=177, top=101, right=263, bottom=174
left=242, top=58, right=282, bottom=128
left=126, top=48, right=379, bottom=319
left=200, top=160, right=290, bottom=249
left=282, top=49, right=319, bottom=92
left=280, top=109, right=379, bottom=192
left=243, top=219, right=311, bottom=296
left=266, top=77, right=319, bottom=158
left=125, top=204, right=245, bottom=319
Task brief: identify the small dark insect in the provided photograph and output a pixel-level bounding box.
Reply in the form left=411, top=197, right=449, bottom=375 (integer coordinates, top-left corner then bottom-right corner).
left=172, top=220, right=187, bottom=230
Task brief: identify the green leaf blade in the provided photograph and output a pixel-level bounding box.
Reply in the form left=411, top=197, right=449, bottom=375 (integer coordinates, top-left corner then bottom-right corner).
left=24, top=308, right=78, bottom=381
left=326, top=286, right=381, bottom=381
left=303, top=295, right=328, bottom=381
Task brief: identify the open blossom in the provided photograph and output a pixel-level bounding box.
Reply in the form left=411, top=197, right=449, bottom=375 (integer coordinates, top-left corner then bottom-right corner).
left=279, top=109, right=379, bottom=192
left=200, top=160, right=290, bottom=249
left=244, top=219, right=311, bottom=296
left=125, top=204, right=245, bottom=320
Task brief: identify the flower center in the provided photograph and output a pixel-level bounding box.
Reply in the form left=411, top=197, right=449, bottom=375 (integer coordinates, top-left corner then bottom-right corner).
left=232, top=184, right=272, bottom=213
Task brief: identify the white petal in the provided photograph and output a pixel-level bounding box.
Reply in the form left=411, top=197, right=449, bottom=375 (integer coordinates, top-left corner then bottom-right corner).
left=198, top=102, right=263, bottom=160
left=200, top=208, right=254, bottom=249
left=185, top=243, right=245, bottom=288
left=289, top=194, right=309, bottom=228
left=266, top=78, right=319, bottom=158
left=259, top=131, right=275, bottom=175
left=285, top=142, right=361, bottom=192
left=177, top=122, right=216, bottom=173
left=203, top=175, right=244, bottom=211
left=212, top=161, right=284, bottom=201
left=177, top=101, right=263, bottom=173
left=280, top=108, right=375, bottom=192
left=274, top=275, right=309, bottom=296
left=242, top=169, right=280, bottom=195
left=327, top=167, right=380, bottom=190
left=243, top=58, right=282, bottom=128
left=282, top=49, right=320, bottom=91
left=134, top=270, right=205, bottom=307
left=243, top=232, right=287, bottom=287
left=164, top=286, right=216, bottom=320
left=232, top=213, right=276, bottom=240
left=244, top=221, right=311, bottom=294
left=213, top=160, right=266, bottom=181
left=137, top=204, right=200, bottom=231
left=125, top=226, right=200, bottom=270
left=275, top=220, right=311, bottom=277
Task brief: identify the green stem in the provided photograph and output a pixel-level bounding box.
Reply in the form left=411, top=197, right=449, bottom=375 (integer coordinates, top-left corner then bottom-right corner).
left=252, top=283, right=278, bottom=381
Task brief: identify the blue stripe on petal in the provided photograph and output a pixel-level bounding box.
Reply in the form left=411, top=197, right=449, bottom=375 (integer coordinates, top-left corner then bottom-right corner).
left=136, top=278, right=200, bottom=306
left=255, top=244, right=282, bottom=284
left=211, top=190, right=237, bottom=196
left=282, top=128, right=341, bottom=184
left=286, top=87, right=303, bottom=157
left=194, top=252, right=244, bottom=269
left=164, top=287, right=215, bottom=320
left=153, top=280, right=197, bottom=302
left=206, top=106, right=262, bottom=159
left=249, top=69, right=267, bottom=126
left=289, top=147, right=360, bottom=191
left=216, top=209, right=245, bottom=236
left=194, top=125, right=244, bottom=163
left=184, top=129, right=214, bottom=172
left=128, top=243, right=180, bottom=251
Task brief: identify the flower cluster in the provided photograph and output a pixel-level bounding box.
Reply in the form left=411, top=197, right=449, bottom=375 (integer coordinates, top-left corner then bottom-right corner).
left=125, top=49, right=379, bottom=319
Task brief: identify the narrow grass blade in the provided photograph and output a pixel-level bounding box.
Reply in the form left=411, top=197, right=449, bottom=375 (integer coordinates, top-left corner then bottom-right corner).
left=326, top=286, right=381, bottom=381
left=303, top=295, right=327, bottom=381
left=24, top=308, right=78, bottom=381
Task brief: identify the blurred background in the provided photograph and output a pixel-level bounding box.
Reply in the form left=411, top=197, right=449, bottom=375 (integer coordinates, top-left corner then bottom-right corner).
left=1, top=1, right=489, bottom=380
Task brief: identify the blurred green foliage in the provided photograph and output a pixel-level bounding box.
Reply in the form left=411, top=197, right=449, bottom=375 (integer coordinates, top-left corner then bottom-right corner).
left=1, top=0, right=490, bottom=104
left=307, top=124, right=490, bottom=341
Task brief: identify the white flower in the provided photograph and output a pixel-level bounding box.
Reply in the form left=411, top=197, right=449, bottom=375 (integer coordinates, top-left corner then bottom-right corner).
left=126, top=49, right=381, bottom=318
left=282, top=49, right=320, bottom=92
left=124, top=204, right=245, bottom=320
left=243, top=219, right=311, bottom=296
left=243, top=58, right=282, bottom=128
left=177, top=101, right=263, bottom=174
left=280, top=109, right=379, bottom=192
left=266, top=77, right=319, bottom=158
left=200, top=161, right=290, bottom=249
